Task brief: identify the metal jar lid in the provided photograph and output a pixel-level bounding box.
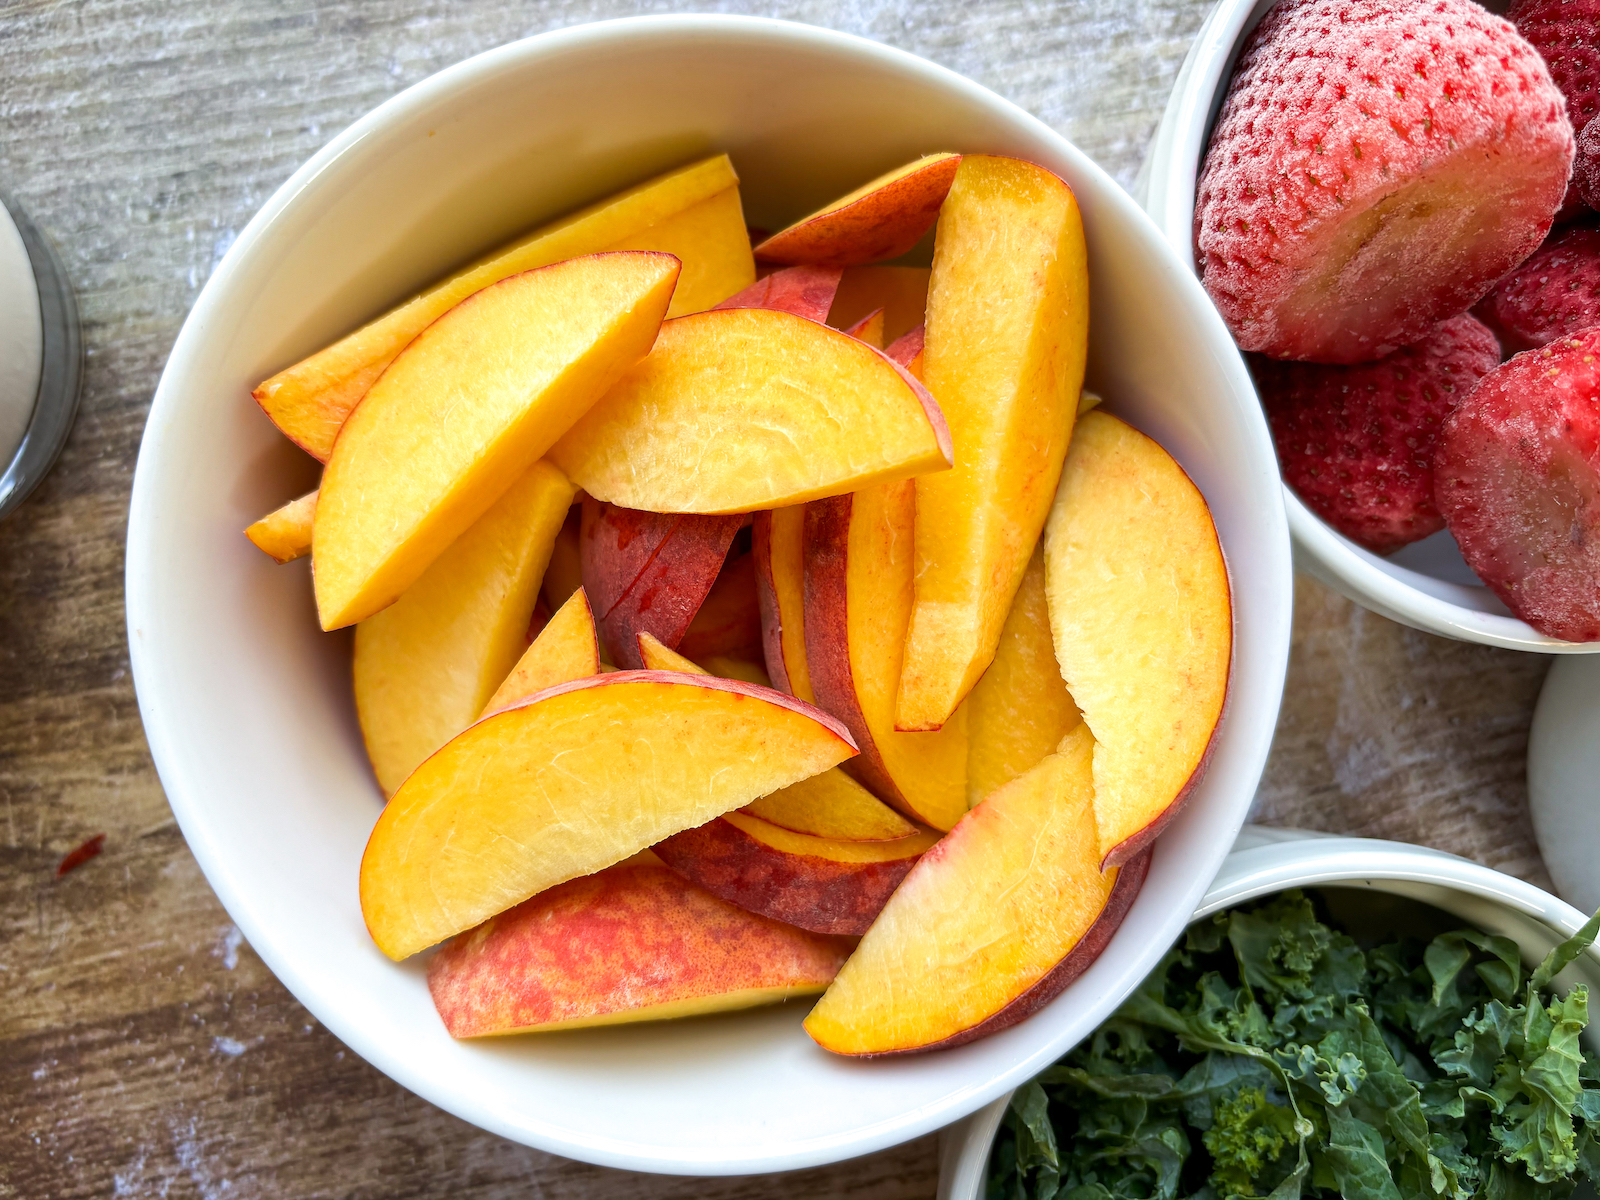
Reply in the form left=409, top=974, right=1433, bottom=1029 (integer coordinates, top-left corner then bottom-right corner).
left=0, top=196, right=81, bottom=520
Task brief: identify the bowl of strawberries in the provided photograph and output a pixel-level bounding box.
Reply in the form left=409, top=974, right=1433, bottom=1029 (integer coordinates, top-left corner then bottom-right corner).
left=1141, top=0, right=1600, bottom=649
left=126, top=15, right=1291, bottom=1175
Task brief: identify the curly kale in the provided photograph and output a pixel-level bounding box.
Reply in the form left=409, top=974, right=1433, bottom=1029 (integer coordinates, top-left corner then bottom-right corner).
left=988, top=892, right=1600, bottom=1200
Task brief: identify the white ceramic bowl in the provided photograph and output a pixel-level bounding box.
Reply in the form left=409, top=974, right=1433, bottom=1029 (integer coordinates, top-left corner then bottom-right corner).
left=126, top=15, right=1292, bottom=1175
left=1527, top=655, right=1600, bottom=915
left=937, top=826, right=1600, bottom=1200
left=1136, top=0, right=1600, bottom=652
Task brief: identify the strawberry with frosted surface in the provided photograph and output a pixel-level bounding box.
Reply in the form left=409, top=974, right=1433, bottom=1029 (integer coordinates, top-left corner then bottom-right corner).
left=1436, top=329, right=1600, bottom=641
left=1254, top=314, right=1500, bottom=555
left=1196, top=0, right=1571, bottom=364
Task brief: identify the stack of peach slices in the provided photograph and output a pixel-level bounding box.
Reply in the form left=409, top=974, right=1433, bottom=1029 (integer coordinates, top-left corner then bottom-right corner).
left=244, top=151, right=1233, bottom=1056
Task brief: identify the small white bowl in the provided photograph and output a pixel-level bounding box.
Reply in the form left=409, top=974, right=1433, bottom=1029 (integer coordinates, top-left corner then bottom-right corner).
left=127, top=15, right=1292, bottom=1175
left=937, top=826, right=1600, bottom=1200
left=1136, top=0, right=1599, bottom=652
left=1527, top=655, right=1600, bottom=915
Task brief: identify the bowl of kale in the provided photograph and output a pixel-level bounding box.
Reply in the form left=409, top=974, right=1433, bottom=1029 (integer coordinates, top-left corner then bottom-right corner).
left=938, top=829, right=1600, bottom=1200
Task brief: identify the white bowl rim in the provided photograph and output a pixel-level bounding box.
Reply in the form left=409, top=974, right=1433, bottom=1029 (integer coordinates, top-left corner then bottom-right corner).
left=1138, top=0, right=1600, bottom=654
left=936, top=827, right=1600, bottom=1200
left=126, top=12, right=1293, bottom=1174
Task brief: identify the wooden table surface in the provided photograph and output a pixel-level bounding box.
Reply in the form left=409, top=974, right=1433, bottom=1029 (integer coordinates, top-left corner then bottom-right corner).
left=0, top=0, right=1559, bottom=1195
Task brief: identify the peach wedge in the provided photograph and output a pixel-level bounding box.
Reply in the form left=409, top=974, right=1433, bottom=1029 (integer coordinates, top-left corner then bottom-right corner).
left=481, top=587, right=600, bottom=714
left=803, top=725, right=1149, bottom=1056
left=804, top=481, right=969, bottom=832
left=754, top=154, right=960, bottom=267
left=965, top=544, right=1081, bottom=807
left=549, top=307, right=952, bottom=514
left=314, top=252, right=679, bottom=629
left=753, top=507, right=814, bottom=704
left=654, top=811, right=939, bottom=936
left=253, top=154, right=751, bottom=461
left=245, top=489, right=316, bottom=563
left=634, top=633, right=911, bottom=842
left=896, top=155, right=1090, bottom=732
left=713, top=264, right=842, bottom=322
left=353, top=460, right=576, bottom=795
left=360, top=672, right=857, bottom=960
left=580, top=499, right=744, bottom=668
left=1044, top=411, right=1231, bottom=867
left=427, top=854, right=852, bottom=1037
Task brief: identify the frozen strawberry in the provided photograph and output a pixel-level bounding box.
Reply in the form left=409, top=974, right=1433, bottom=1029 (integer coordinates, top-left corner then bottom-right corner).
left=1197, top=0, right=1572, bottom=364
left=1577, top=115, right=1600, bottom=211
left=1435, top=330, right=1600, bottom=640
left=1509, top=0, right=1600, bottom=218
left=1476, top=224, right=1600, bottom=353
left=1256, top=314, right=1500, bottom=553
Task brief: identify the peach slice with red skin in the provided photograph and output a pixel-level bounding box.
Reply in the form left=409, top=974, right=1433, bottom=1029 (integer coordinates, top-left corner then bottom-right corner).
left=360, top=671, right=858, bottom=960
left=549, top=307, right=953, bottom=515
left=713, top=264, right=842, bottom=322
left=482, top=588, right=600, bottom=714
left=635, top=633, right=915, bottom=842
left=886, top=324, right=924, bottom=374
left=804, top=481, right=969, bottom=831
left=427, top=853, right=853, bottom=1037
left=655, top=811, right=939, bottom=936
left=314, top=252, right=680, bottom=629
left=1043, top=411, right=1231, bottom=867
left=753, top=507, right=814, bottom=704
left=677, top=550, right=762, bottom=662
left=754, top=154, right=961, bottom=267
left=896, top=155, right=1090, bottom=731
left=252, top=155, right=750, bottom=462
left=245, top=489, right=317, bottom=563
left=803, top=725, right=1149, bottom=1056
left=580, top=500, right=744, bottom=668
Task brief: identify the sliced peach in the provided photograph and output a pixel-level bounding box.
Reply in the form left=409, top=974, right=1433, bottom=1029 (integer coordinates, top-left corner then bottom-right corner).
left=713, top=264, right=842, bottom=322
left=1044, top=411, right=1231, bottom=867
left=252, top=155, right=749, bottom=461
left=804, top=482, right=969, bottom=831
left=744, top=769, right=917, bottom=843
left=829, top=266, right=930, bottom=348
left=360, top=671, right=858, bottom=959
left=482, top=588, right=599, bottom=714
left=633, top=634, right=906, bottom=842
left=579, top=498, right=676, bottom=619
left=245, top=489, right=316, bottom=563
left=427, top=854, right=853, bottom=1037
left=353, top=461, right=575, bottom=796
left=804, top=725, right=1149, bottom=1056
left=678, top=550, right=761, bottom=662
left=548, top=307, right=953, bottom=514
left=886, top=324, right=923, bottom=374
left=966, top=545, right=1081, bottom=807
left=539, top=505, right=583, bottom=614
left=581, top=500, right=743, bottom=668
left=896, top=155, right=1090, bottom=732
left=753, top=154, right=961, bottom=267
left=314, top=253, right=679, bottom=629
left=753, top=507, right=814, bottom=704
left=654, top=811, right=939, bottom=936
left=842, top=308, right=885, bottom=349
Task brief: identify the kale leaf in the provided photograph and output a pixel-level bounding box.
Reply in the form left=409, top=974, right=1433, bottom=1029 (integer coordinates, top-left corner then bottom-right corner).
left=987, top=893, right=1600, bottom=1200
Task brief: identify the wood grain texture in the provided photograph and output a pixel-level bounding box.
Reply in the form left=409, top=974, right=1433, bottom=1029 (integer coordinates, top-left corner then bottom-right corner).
left=0, top=0, right=1554, bottom=1195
